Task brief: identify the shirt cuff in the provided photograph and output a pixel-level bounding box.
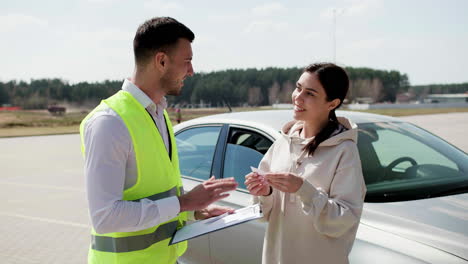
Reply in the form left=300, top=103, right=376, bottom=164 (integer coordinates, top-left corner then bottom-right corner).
left=157, top=196, right=180, bottom=222
left=187, top=210, right=195, bottom=221
left=256, top=192, right=273, bottom=207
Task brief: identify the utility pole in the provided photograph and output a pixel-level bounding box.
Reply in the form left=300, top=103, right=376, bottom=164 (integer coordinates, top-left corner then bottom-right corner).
left=332, top=8, right=344, bottom=63
left=333, top=8, right=337, bottom=63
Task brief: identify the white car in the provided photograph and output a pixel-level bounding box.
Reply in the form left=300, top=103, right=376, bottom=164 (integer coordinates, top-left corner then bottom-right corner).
left=174, top=110, right=468, bottom=264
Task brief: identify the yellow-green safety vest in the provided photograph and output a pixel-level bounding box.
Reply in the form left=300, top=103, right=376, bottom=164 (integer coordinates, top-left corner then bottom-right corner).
left=80, top=90, right=188, bottom=264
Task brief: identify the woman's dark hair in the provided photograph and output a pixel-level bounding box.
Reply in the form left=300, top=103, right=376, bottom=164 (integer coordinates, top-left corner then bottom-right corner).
left=133, top=17, right=194, bottom=66
left=302, top=63, right=349, bottom=156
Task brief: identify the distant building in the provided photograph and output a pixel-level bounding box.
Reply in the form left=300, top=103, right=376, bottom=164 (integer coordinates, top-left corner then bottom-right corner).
left=424, top=93, right=468, bottom=103
left=396, top=92, right=416, bottom=103
left=354, top=97, right=374, bottom=104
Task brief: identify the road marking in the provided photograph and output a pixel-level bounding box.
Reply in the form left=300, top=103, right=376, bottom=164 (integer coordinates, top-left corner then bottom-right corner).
left=0, top=212, right=89, bottom=228
left=0, top=253, right=41, bottom=264
left=0, top=181, right=84, bottom=192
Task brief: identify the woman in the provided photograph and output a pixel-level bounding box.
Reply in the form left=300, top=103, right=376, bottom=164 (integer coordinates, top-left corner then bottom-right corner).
left=245, top=63, right=366, bottom=264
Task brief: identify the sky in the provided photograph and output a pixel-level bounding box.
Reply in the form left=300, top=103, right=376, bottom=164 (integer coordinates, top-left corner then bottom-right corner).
left=1, top=0, right=467, bottom=85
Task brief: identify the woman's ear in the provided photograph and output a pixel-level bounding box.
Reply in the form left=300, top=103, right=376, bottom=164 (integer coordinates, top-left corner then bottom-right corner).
left=328, top=98, right=341, bottom=111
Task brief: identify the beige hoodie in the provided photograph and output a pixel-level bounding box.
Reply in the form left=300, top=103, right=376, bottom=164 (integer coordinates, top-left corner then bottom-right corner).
left=254, top=116, right=366, bottom=264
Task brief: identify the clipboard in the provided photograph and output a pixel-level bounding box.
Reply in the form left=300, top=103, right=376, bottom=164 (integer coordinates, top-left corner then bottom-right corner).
left=170, top=203, right=263, bottom=245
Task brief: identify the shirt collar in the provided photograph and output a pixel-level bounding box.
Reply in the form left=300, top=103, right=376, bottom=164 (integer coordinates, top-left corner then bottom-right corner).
left=121, top=79, right=167, bottom=113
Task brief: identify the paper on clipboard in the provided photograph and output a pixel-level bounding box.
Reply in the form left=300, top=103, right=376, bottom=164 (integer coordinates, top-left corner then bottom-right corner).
left=170, top=203, right=263, bottom=245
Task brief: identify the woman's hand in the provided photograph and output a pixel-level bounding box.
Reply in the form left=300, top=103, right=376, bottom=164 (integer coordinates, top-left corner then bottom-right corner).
left=265, top=172, right=303, bottom=193
left=245, top=172, right=271, bottom=196
left=194, top=205, right=235, bottom=220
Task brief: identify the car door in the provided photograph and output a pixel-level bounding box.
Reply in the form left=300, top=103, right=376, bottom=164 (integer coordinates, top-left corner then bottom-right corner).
left=176, top=125, right=223, bottom=264
left=208, top=126, right=274, bottom=264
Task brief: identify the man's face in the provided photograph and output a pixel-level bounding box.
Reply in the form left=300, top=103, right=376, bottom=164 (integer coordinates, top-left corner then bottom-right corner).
left=161, top=38, right=194, bottom=96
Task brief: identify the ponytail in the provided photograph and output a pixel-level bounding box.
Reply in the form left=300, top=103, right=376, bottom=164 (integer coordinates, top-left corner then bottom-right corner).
left=300, top=62, right=349, bottom=155
left=302, top=110, right=339, bottom=156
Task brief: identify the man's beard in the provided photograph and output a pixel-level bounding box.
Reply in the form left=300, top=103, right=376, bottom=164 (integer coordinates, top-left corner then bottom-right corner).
left=161, top=73, right=182, bottom=96
left=166, top=86, right=181, bottom=96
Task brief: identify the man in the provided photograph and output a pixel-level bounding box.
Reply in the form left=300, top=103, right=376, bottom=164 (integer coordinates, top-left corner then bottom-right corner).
left=80, top=17, right=238, bottom=264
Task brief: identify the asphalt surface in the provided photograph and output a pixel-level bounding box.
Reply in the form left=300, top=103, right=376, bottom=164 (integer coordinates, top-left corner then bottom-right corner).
left=0, top=112, right=466, bottom=263
left=399, top=112, right=468, bottom=153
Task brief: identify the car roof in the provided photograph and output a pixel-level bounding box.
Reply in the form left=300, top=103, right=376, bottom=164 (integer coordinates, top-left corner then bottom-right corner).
left=177, top=109, right=402, bottom=132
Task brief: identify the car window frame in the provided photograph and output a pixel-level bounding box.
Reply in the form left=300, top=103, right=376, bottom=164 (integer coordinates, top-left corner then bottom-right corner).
left=219, top=124, right=275, bottom=193
left=175, top=123, right=226, bottom=183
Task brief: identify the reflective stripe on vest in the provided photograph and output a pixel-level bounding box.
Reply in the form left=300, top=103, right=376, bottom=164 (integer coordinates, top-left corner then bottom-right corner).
left=131, top=186, right=181, bottom=202
left=91, top=185, right=185, bottom=252
left=92, top=220, right=179, bottom=253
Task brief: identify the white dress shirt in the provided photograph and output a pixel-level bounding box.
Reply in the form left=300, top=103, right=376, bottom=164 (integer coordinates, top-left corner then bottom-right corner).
left=83, top=79, right=182, bottom=234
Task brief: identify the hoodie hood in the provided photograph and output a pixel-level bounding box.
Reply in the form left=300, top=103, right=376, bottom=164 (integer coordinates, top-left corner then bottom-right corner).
left=280, top=116, right=358, bottom=148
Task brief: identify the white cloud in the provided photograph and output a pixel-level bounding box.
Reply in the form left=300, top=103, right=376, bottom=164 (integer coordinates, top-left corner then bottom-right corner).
left=320, top=0, right=384, bottom=20
left=348, top=37, right=386, bottom=50
left=143, top=0, right=182, bottom=13
left=303, top=31, right=323, bottom=41
left=251, top=2, right=286, bottom=17
left=243, top=20, right=289, bottom=34
left=0, top=14, right=48, bottom=33
left=85, top=0, right=122, bottom=3
left=343, top=0, right=384, bottom=17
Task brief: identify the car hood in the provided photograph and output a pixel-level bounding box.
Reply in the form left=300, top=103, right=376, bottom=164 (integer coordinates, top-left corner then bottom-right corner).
left=361, top=193, right=468, bottom=260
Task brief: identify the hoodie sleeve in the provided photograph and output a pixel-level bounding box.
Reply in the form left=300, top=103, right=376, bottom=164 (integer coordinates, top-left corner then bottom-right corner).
left=252, top=141, right=278, bottom=222
left=296, top=142, right=366, bottom=237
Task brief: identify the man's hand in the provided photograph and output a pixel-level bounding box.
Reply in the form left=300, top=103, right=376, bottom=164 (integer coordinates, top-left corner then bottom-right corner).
left=245, top=172, right=271, bottom=196
left=178, top=176, right=238, bottom=212
left=194, top=205, right=235, bottom=220
left=265, top=172, right=303, bottom=193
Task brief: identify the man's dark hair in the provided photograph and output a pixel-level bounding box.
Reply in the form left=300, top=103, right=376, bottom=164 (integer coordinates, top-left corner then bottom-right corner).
left=133, top=17, right=194, bottom=66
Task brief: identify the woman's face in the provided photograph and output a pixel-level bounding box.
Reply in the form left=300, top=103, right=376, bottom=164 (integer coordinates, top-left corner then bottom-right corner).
left=292, top=72, right=338, bottom=123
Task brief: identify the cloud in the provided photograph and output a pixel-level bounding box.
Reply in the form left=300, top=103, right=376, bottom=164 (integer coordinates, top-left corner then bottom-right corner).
left=0, top=14, right=48, bottom=33
left=251, top=2, right=286, bottom=16
left=320, top=0, right=384, bottom=20
left=344, top=0, right=384, bottom=17
left=244, top=20, right=289, bottom=34
left=347, top=37, right=386, bottom=50
left=143, top=0, right=182, bottom=13
left=303, top=31, right=323, bottom=41
left=85, top=0, right=122, bottom=3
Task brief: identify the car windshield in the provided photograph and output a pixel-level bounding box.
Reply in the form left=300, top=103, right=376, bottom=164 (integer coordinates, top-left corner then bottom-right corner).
left=357, top=121, right=468, bottom=202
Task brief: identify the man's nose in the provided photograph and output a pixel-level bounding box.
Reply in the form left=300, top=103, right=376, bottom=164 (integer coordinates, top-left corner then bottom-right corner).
left=187, top=64, right=194, bottom=77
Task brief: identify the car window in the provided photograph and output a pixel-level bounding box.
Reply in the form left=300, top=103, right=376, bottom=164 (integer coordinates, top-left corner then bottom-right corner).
left=176, top=126, right=221, bottom=180
left=357, top=122, right=468, bottom=202
left=223, top=128, right=273, bottom=189
left=373, top=127, right=457, bottom=171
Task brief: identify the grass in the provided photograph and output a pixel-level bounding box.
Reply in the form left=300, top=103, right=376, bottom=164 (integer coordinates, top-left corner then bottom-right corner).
left=347, top=107, right=468, bottom=117
left=0, top=125, right=80, bottom=138
left=1, top=107, right=467, bottom=138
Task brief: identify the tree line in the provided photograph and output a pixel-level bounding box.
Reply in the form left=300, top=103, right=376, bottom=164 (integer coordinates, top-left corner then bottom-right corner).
left=0, top=66, right=466, bottom=109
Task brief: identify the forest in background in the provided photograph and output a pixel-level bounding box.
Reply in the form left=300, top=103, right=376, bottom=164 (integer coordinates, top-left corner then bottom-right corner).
left=0, top=66, right=466, bottom=109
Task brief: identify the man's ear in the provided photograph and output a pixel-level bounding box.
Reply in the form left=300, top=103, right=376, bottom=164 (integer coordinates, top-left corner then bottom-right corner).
left=154, top=52, right=166, bottom=71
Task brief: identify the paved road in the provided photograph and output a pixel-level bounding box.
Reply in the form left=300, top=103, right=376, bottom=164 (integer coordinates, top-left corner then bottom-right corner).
left=0, top=134, right=88, bottom=264
left=0, top=113, right=466, bottom=263
left=399, top=112, right=468, bottom=153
